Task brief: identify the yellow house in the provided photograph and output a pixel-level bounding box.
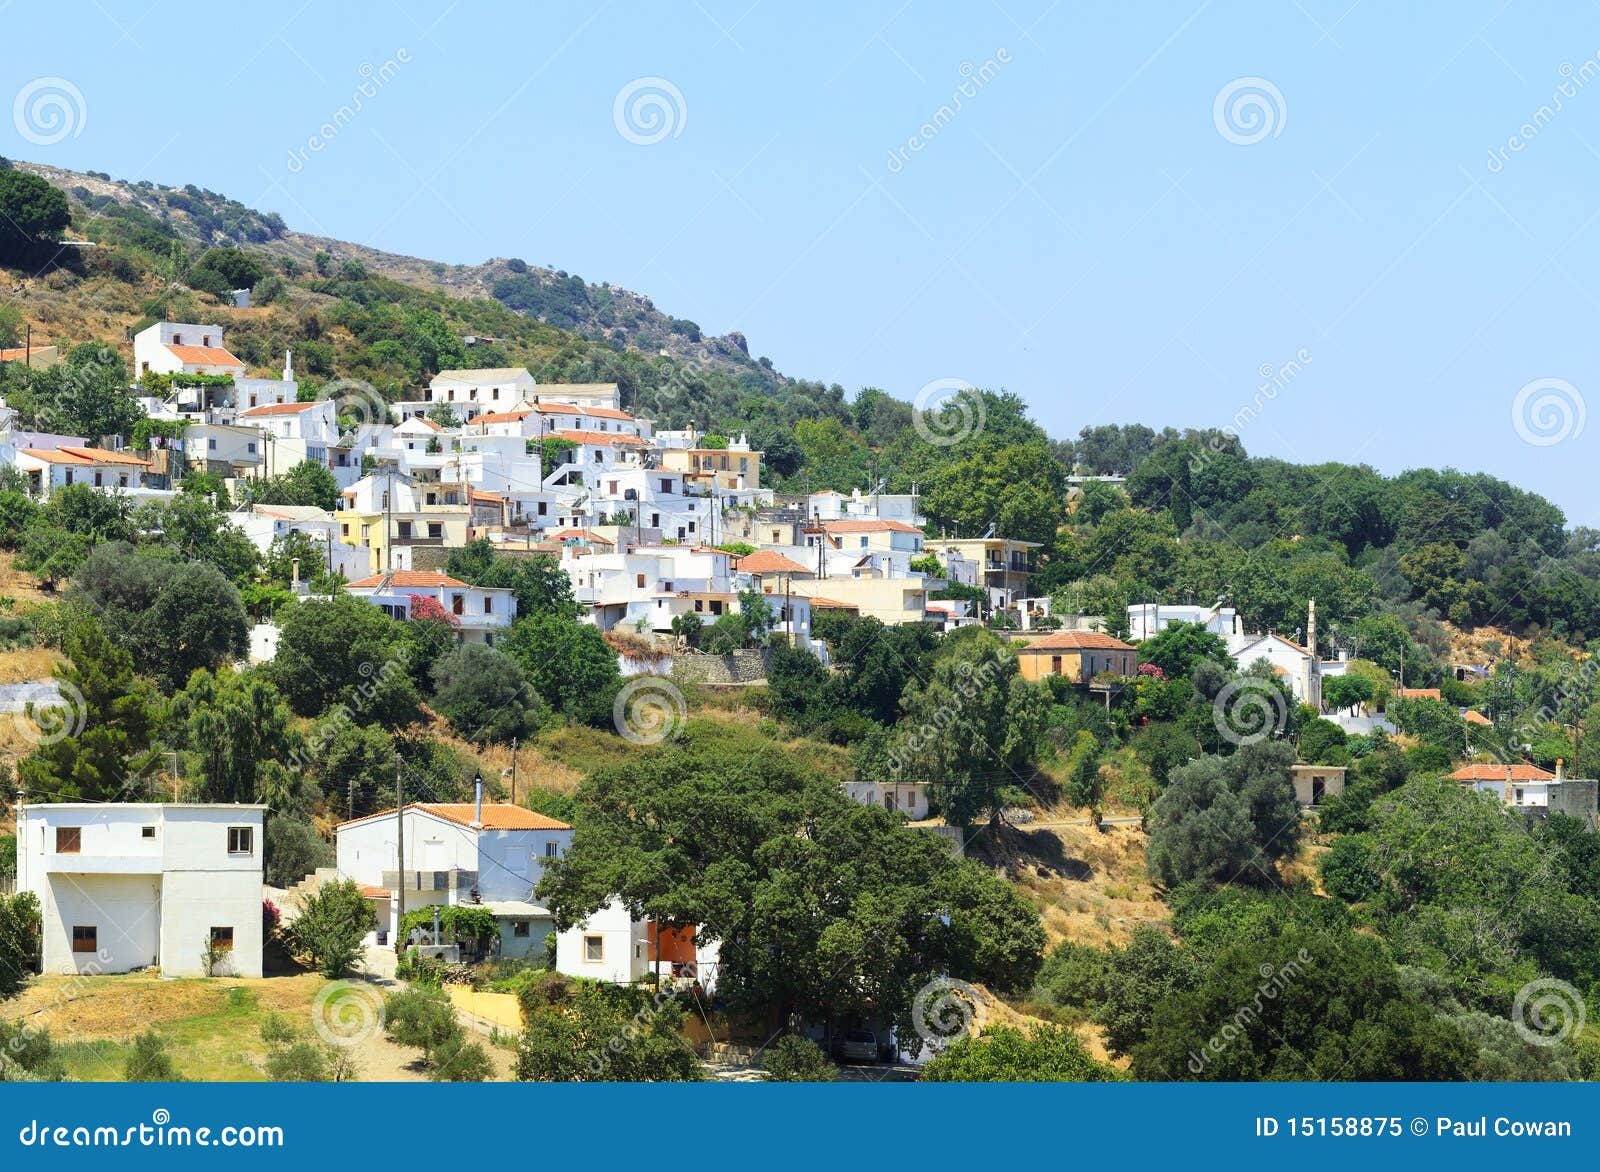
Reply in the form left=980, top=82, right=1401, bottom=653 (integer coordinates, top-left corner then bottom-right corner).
left=787, top=576, right=927, bottom=626
left=659, top=443, right=763, bottom=491
left=336, top=506, right=472, bottom=574
left=1014, top=631, right=1137, bottom=684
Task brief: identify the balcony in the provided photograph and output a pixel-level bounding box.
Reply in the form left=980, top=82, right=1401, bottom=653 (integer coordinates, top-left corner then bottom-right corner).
left=392, top=534, right=446, bottom=547
left=43, top=851, right=163, bottom=875
left=382, top=869, right=478, bottom=893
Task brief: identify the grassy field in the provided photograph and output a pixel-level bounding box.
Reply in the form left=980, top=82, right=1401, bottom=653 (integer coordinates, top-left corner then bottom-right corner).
left=4, top=972, right=518, bottom=1082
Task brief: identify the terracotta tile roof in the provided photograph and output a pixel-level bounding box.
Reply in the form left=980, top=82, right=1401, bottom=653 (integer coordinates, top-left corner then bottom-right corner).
left=735, top=550, right=812, bottom=575
left=1393, top=687, right=1443, bottom=701
left=469, top=489, right=505, bottom=503
left=1449, top=763, right=1556, bottom=782
left=806, top=596, right=856, bottom=608
left=1464, top=710, right=1493, bottom=726
left=337, top=802, right=571, bottom=832
left=1018, top=631, right=1136, bottom=651
left=360, top=886, right=392, bottom=899
left=0, top=346, right=52, bottom=362
left=535, top=402, right=583, bottom=415
left=165, top=344, right=244, bottom=367
left=579, top=405, right=634, bottom=421
left=238, top=401, right=322, bottom=417
left=548, top=429, right=650, bottom=446
left=346, top=570, right=471, bottom=590
left=823, top=519, right=923, bottom=535
left=474, top=409, right=534, bottom=424
left=22, top=446, right=149, bottom=466
left=549, top=528, right=613, bottom=543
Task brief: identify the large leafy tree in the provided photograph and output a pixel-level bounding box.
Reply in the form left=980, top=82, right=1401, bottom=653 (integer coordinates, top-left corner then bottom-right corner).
left=0, top=170, right=70, bottom=268
left=1131, top=925, right=1477, bottom=1080
left=269, top=594, right=419, bottom=723
left=69, top=543, right=249, bottom=692
left=893, top=631, right=1050, bottom=826
left=536, top=723, right=1045, bottom=1037
left=166, top=667, right=296, bottom=803
left=429, top=643, right=544, bottom=744
left=502, top=610, right=620, bottom=725
left=1145, top=741, right=1301, bottom=887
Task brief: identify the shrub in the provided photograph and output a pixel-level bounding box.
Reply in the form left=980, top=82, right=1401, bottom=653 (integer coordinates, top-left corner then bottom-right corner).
left=123, top=1030, right=180, bottom=1081
left=285, top=879, right=375, bottom=978
left=762, top=1035, right=835, bottom=1082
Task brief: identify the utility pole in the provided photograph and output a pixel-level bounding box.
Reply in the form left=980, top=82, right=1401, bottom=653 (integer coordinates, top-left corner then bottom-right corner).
left=393, top=752, right=405, bottom=957
left=510, top=736, right=518, bottom=806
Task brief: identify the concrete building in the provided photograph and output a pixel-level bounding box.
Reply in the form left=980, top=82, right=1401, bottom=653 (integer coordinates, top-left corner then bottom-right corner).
left=1013, top=631, right=1138, bottom=684
left=334, top=799, right=572, bottom=959
left=132, top=322, right=246, bottom=380
left=17, top=803, right=266, bottom=978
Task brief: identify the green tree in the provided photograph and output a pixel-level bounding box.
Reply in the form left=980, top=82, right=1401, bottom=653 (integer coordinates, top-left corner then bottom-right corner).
left=285, top=879, right=375, bottom=978
left=270, top=594, right=418, bottom=723
left=166, top=668, right=295, bottom=802
left=1145, top=741, right=1301, bottom=887
left=429, top=643, right=543, bottom=744
left=515, top=981, right=703, bottom=1082
left=894, top=632, right=1050, bottom=826
left=0, top=171, right=71, bottom=268
left=123, top=1030, right=181, bottom=1081
left=502, top=611, right=620, bottom=725
left=762, top=1035, right=836, bottom=1081
left=0, top=892, right=42, bottom=1000
left=252, top=460, right=340, bottom=511
left=922, top=1024, right=1121, bottom=1082
left=18, top=621, right=162, bottom=802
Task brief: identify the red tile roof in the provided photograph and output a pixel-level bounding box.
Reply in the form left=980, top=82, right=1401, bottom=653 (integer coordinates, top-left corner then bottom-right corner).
left=1464, top=710, right=1493, bottom=726
left=1449, top=763, right=1556, bottom=782
left=1019, top=631, right=1136, bottom=651
left=735, top=550, right=812, bottom=575
left=823, top=519, right=923, bottom=535
left=346, top=570, right=471, bottom=589
left=165, top=344, right=244, bottom=367
left=0, top=346, right=52, bottom=362
left=548, top=429, right=649, bottom=446
left=22, top=446, right=149, bottom=466
left=239, top=401, right=323, bottom=417
left=1393, top=687, right=1443, bottom=701
left=338, top=802, right=571, bottom=832
left=474, top=409, right=534, bottom=424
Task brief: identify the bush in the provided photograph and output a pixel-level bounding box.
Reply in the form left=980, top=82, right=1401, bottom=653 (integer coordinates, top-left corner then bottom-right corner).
left=762, top=1035, right=835, bottom=1082
left=384, top=987, right=460, bottom=1064
left=431, top=1033, right=494, bottom=1082
left=285, top=879, right=375, bottom=978
left=0, top=1020, right=67, bottom=1082
left=264, top=816, right=333, bottom=888
left=265, top=1040, right=332, bottom=1082
left=123, top=1030, right=181, bottom=1081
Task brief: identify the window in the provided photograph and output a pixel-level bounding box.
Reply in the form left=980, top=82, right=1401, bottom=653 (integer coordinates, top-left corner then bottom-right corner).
left=207, top=438, right=217, bottom=451
left=56, top=827, right=81, bottom=853
left=227, top=826, right=253, bottom=855
left=428, top=523, right=442, bottom=539
left=537, top=502, right=548, bottom=516
left=452, top=594, right=465, bottom=616
left=483, top=597, right=492, bottom=614
left=398, top=521, right=413, bottom=538
left=72, top=926, right=96, bottom=954
left=544, top=841, right=559, bottom=859
left=1515, top=787, right=1525, bottom=803
left=141, top=826, right=155, bottom=840
left=512, top=920, right=530, bottom=938
left=636, top=573, right=646, bottom=588
left=584, top=935, right=604, bottom=962
left=202, top=334, right=211, bottom=347
left=173, top=333, right=183, bottom=345
left=209, top=927, right=234, bottom=952
left=1051, top=656, right=1063, bottom=675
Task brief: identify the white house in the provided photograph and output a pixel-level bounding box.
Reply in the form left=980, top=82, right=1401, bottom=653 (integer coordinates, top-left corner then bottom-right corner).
left=17, top=803, right=266, bottom=978
left=556, top=899, right=720, bottom=990
left=237, top=400, right=339, bottom=477
left=426, top=368, right=538, bottom=422
left=133, top=322, right=246, bottom=380
left=334, top=799, right=572, bottom=959
left=14, top=446, right=150, bottom=496
left=343, top=570, right=516, bottom=644
left=1127, top=602, right=1241, bottom=643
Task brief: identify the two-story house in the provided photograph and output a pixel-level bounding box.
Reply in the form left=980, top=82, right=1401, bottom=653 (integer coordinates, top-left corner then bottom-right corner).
left=17, top=802, right=267, bottom=977
left=334, top=798, right=572, bottom=959
left=343, top=570, right=516, bottom=645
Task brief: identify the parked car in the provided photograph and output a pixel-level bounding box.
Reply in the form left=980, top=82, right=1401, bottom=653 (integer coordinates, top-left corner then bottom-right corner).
left=833, top=1029, right=879, bottom=1064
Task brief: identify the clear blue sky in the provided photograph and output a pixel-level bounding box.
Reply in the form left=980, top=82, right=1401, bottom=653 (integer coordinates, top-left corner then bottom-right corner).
left=6, top=1, right=1598, bottom=526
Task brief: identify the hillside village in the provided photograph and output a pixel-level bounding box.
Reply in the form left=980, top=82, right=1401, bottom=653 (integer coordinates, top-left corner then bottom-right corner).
left=1, top=158, right=1599, bottom=1084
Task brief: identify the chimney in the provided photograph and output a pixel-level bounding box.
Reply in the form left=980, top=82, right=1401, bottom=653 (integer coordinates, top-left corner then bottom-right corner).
left=1557, top=758, right=1565, bottom=781
left=1306, top=599, right=1317, bottom=656
left=472, top=775, right=483, bottom=828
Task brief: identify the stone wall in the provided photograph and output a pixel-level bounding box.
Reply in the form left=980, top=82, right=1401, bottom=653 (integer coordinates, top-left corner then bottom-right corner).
left=670, top=648, right=771, bottom=686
